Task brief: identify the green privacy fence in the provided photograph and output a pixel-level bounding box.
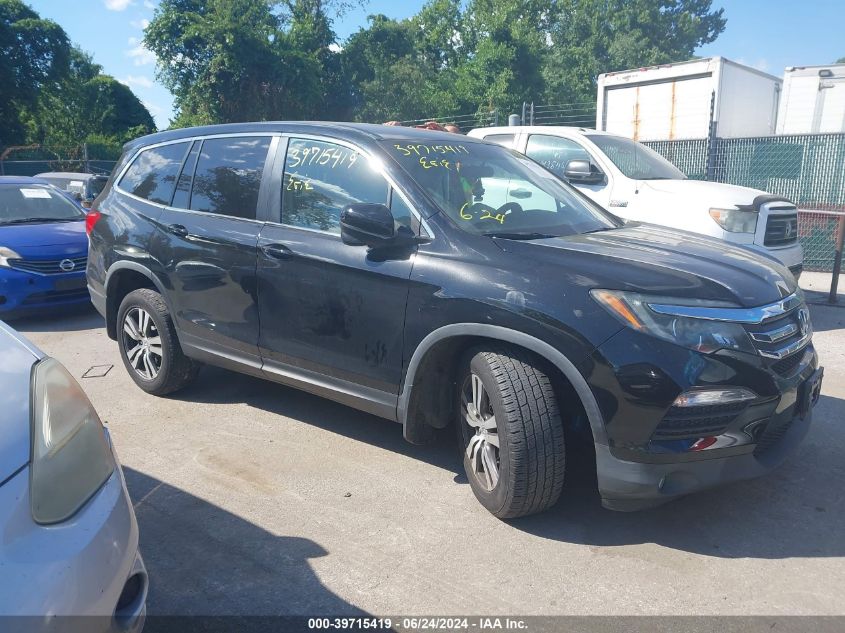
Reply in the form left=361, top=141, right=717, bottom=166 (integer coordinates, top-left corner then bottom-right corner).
left=643, top=133, right=845, bottom=272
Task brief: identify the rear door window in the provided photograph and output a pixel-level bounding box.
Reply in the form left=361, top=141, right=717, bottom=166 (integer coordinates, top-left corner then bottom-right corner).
left=118, top=142, right=190, bottom=205
left=281, top=138, right=389, bottom=234
left=482, top=134, right=515, bottom=149
left=188, top=136, right=271, bottom=220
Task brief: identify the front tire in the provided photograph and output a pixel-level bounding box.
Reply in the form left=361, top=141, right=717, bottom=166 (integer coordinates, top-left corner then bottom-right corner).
left=457, top=346, right=565, bottom=518
left=117, top=288, right=199, bottom=395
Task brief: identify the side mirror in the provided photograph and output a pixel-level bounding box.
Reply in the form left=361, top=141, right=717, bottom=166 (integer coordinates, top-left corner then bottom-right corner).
left=564, top=159, right=604, bottom=185
left=340, top=203, right=395, bottom=248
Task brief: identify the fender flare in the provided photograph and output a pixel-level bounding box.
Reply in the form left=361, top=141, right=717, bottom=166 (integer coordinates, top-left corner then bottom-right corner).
left=103, top=261, right=170, bottom=335
left=397, top=324, right=608, bottom=445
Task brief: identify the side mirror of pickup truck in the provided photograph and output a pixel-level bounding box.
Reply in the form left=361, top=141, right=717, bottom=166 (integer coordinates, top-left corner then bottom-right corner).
left=340, top=203, right=396, bottom=248
left=564, top=159, right=605, bottom=185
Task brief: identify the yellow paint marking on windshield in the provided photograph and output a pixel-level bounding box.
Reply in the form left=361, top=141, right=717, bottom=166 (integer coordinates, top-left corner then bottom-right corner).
left=459, top=203, right=506, bottom=224
left=479, top=210, right=506, bottom=224
left=419, top=157, right=453, bottom=170
left=394, top=143, right=470, bottom=157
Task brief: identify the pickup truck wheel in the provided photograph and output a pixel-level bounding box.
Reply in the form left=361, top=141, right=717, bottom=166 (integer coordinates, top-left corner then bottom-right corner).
left=117, top=288, right=199, bottom=395
left=457, top=347, right=565, bottom=518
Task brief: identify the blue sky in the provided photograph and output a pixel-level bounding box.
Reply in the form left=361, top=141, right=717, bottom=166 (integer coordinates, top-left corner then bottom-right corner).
left=27, top=0, right=845, bottom=129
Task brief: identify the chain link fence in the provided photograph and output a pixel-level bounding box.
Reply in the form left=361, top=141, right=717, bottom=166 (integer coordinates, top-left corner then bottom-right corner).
left=0, top=144, right=120, bottom=177
left=642, top=133, right=845, bottom=273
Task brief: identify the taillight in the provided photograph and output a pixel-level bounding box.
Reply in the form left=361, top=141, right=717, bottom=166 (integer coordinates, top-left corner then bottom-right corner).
left=85, top=210, right=102, bottom=235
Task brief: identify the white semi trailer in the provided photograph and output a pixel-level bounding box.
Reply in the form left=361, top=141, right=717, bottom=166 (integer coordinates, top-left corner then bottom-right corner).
left=777, top=64, right=845, bottom=134
left=596, top=57, right=782, bottom=141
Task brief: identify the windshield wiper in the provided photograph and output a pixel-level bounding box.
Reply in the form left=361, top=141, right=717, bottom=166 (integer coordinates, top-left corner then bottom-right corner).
left=1, top=217, right=81, bottom=225
left=483, top=232, right=558, bottom=240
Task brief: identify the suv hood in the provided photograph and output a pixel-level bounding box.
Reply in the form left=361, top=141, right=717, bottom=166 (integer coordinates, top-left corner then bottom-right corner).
left=0, top=324, right=40, bottom=483
left=495, top=224, right=795, bottom=307
left=639, top=179, right=769, bottom=208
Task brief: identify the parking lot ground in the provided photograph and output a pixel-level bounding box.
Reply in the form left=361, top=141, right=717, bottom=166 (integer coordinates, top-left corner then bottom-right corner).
left=13, top=274, right=845, bottom=617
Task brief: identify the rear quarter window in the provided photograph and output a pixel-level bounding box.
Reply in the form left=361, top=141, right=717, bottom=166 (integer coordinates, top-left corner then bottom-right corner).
left=118, top=142, right=190, bottom=205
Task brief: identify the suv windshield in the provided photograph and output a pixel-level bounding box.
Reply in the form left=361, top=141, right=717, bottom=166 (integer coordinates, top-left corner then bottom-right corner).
left=0, top=184, right=85, bottom=224
left=585, top=134, right=686, bottom=180
left=383, top=140, right=619, bottom=238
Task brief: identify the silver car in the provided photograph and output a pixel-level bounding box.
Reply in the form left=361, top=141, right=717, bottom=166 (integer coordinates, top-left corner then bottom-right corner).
left=0, top=321, right=147, bottom=630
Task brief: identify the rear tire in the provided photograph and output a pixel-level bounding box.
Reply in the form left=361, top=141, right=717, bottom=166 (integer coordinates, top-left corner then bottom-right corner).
left=456, top=346, right=565, bottom=518
left=117, top=288, right=199, bottom=395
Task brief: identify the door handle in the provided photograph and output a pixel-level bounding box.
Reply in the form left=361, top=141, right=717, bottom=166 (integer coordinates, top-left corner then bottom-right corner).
left=261, top=243, right=293, bottom=260
left=167, top=223, right=189, bottom=237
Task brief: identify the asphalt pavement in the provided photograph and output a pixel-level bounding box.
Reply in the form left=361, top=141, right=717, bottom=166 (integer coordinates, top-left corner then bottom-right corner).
left=13, top=272, right=845, bottom=616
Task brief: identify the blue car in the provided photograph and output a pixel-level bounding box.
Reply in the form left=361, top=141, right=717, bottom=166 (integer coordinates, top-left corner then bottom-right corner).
left=0, top=176, right=90, bottom=316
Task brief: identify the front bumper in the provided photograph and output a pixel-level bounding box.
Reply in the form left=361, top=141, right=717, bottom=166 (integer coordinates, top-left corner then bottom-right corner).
left=0, top=436, right=147, bottom=630
left=597, top=406, right=813, bottom=510
left=0, top=267, right=90, bottom=314
left=588, top=324, right=819, bottom=510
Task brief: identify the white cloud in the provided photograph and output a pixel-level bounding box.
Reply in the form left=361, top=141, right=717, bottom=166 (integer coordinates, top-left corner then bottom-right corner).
left=328, top=43, right=342, bottom=53
left=104, top=0, right=134, bottom=10
left=143, top=0, right=156, bottom=8
left=131, top=18, right=150, bottom=29
left=142, top=101, right=164, bottom=117
left=127, top=36, right=156, bottom=66
left=120, top=75, right=154, bottom=89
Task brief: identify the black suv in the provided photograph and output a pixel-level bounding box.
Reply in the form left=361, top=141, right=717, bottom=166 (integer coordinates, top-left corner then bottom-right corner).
left=87, top=123, right=822, bottom=518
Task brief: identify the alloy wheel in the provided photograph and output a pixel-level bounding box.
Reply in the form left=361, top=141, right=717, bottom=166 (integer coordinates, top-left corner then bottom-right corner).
left=122, top=307, right=162, bottom=380
left=461, top=373, right=500, bottom=491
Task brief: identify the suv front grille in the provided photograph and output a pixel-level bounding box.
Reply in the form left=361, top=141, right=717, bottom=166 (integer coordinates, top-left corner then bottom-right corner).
left=8, top=256, right=87, bottom=275
left=744, top=306, right=811, bottom=360
left=652, top=402, right=748, bottom=440
left=764, top=213, right=798, bottom=247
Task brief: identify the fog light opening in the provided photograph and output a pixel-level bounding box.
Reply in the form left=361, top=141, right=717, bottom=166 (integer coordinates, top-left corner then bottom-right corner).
left=690, top=436, right=719, bottom=451
left=115, top=572, right=144, bottom=614
left=672, top=387, right=757, bottom=408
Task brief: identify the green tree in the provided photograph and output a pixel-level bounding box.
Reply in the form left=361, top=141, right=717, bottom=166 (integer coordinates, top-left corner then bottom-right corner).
left=0, top=0, right=70, bottom=145
left=342, top=14, right=431, bottom=122
left=145, top=0, right=356, bottom=126
left=836, top=57, right=845, bottom=64
left=543, top=0, right=727, bottom=104
left=31, top=48, right=155, bottom=147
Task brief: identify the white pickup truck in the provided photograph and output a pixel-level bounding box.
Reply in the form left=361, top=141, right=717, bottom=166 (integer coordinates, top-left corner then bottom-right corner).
left=467, top=126, right=804, bottom=277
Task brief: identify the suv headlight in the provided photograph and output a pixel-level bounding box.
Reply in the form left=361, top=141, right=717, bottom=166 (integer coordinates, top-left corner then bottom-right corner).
left=0, top=246, right=22, bottom=267
left=30, top=357, right=115, bottom=524
left=709, top=207, right=758, bottom=233
left=590, top=289, right=756, bottom=355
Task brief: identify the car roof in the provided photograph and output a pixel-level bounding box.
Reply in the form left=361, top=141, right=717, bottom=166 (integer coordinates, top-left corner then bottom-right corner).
left=0, top=175, right=51, bottom=186
left=126, top=121, right=486, bottom=151
left=35, top=172, right=105, bottom=180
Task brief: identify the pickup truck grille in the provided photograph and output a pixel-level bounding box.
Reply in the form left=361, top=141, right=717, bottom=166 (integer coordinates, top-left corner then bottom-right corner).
left=764, top=213, right=798, bottom=247
left=8, top=255, right=87, bottom=275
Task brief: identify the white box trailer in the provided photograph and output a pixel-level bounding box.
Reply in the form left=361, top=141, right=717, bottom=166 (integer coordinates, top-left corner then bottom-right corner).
left=596, top=57, right=782, bottom=141
left=777, top=64, right=845, bottom=134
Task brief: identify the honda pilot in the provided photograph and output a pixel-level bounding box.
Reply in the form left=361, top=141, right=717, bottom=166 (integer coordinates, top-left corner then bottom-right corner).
left=86, top=123, right=822, bottom=518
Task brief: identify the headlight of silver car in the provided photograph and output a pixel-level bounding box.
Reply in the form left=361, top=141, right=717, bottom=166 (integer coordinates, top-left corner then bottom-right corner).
left=709, top=207, right=758, bottom=233
left=30, top=357, right=116, bottom=524
left=590, top=289, right=757, bottom=355
left=0, top=246, right=22, bottom=267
